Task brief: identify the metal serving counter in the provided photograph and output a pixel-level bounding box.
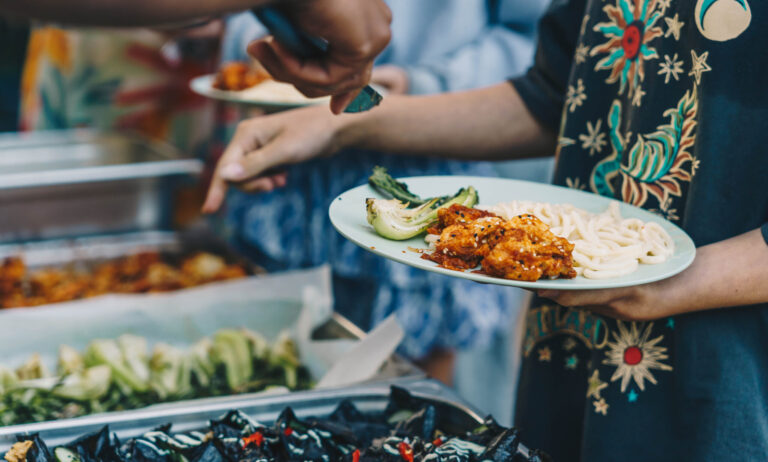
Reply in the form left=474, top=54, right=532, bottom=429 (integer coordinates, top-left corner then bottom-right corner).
left=0, top=129, right=202, bottom=242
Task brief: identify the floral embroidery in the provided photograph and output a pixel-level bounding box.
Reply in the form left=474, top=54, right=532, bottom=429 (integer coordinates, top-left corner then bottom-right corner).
left=566, top=78, right=587, bottom=112
left=602, top=321, right=673, bottom=393
left=579, top=119, right=607, bottom=155
left=658, top=53, right=684, bottom=83
left=590, top=89, right=698, bottom=211
left=590, top=0, right=664, bottom=95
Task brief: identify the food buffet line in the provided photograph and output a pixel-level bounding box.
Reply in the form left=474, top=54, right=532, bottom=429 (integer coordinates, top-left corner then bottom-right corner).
left=0, top=130, right=549, bottom=461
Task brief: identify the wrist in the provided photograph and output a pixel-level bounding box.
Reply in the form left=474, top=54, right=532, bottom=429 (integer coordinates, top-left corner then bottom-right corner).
left=332, top=110, right=368, bottom=151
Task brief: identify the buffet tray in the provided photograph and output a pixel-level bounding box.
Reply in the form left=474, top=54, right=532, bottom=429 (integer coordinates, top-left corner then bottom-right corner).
left=0, top=378, right=485, bottom=451
left=0, top=129, right=201, bottom=190
left=0, top=129, right=203, bottom=243
left=0, top=228, right=260, bottom=273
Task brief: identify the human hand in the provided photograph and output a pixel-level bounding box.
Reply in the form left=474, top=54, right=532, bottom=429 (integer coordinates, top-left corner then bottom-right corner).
left=371, top=65, right=409, bottom=95
left=536, top=283, right=676, bottom=321
left=249, top=0, right=392, bottom=114
left=201, top=105, right=344, bottom=213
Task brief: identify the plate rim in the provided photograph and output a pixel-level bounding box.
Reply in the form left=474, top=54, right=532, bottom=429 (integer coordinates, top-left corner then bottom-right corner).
left=328, top=175, right=696, bottom=290
left=189, top=74, right=325, bottom=109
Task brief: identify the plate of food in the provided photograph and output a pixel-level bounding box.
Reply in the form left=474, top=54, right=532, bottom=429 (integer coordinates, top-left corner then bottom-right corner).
left=190, top=62, right=328, bottom=110
left=329, top=168, right=696, bottom=290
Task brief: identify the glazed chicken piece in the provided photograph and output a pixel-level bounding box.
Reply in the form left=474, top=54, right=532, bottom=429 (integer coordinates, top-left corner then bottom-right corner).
left=482, top=214, right=576, bottom=281
left=212, top=62, right=271, bottom=91
left=424, top=207, right=577, bottom=281
left=424, top=216, right=508, bottom=269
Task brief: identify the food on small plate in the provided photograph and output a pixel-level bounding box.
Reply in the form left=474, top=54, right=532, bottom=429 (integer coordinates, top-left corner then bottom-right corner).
left=423, top=205, right=577, bottom=281
left=0, top=252, right=248, bottom=308
left=5, top=387, right=551, bottom=462
left=212, top=61, right=271, bottom=91
left=365, top=167, right=478, bottom=240
left=0, top=329, right=310, bottom=426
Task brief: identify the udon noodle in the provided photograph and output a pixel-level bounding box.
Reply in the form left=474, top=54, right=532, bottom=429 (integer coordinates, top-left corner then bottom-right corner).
left=470, top=201, right=675, bottom=279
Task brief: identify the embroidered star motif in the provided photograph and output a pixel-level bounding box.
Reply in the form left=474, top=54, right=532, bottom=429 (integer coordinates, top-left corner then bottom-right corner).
left=658, top=53, right=684, bottom=84
left=566, top=79, right=587, bottom=112
left=586, top=369, right=608, bottom=400
left=538, top=346, right=552, bottom=362
left=563, top=337, right=578, bottom=351
left=628, top=389, right=639, bottom=403
left=664, top=13, right=684, bottom=41
left=565, top=177, right=587, bottom=190
left=666, top=318, right=675, bottom=329
left=578, top=119, right=607, bottom=156
left=575, top=43, right=590, bottom=64
left=565, top=354, right=579, bottom=370
left=689, top=50, right=711, bottom=85
left=632, top=86, right=646, bottom=107
left=657, top=0, right=672, bottom=13
left=593, top=398, right=609, bottom=415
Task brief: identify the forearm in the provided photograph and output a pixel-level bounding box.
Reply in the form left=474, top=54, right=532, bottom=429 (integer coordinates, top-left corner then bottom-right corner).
left=660, top=228, right=768, bottom=313
left=0, top=0, right=268, bottom=26
left=336, top=82, right=555, bottom=161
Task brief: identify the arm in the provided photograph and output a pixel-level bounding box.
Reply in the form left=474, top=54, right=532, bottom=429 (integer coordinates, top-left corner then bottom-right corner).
left=0, top=0, right=269, bottom=26
left=201, top=82, right=556, bottom=212
left=538, top=227, right=768, bottom=320
left=2, top=0, right=391, bottom=113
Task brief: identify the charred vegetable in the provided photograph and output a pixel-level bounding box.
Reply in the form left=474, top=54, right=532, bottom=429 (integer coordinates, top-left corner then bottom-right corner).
left=366, top=186, right=478, bottom=240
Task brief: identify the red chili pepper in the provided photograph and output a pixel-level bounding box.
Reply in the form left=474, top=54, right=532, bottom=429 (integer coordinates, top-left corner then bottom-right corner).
left=352, top=449, right=361, bottom=462
left=241, top=431, right=264, bottom=448
left=432, top=437, right=443, bottom=447
left=284, top=427, right=294, bottom=436
left=398, top=442, right=414, bottom=462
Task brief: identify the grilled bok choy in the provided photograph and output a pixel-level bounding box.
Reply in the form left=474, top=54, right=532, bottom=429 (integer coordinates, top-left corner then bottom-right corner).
left=366, top=185, right=478, bottom=240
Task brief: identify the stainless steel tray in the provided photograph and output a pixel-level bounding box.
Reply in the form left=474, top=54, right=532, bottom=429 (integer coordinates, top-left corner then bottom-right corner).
left=0, top=129, right=201, bottom=190
left=0, top=129, right=203, bottom=243
left=0, top=378, right=483, bottom=450
left=0, top=228, right=259, bottom=273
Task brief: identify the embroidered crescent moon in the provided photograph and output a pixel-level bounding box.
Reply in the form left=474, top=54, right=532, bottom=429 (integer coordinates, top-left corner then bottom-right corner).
left=695, top=0, right=751, bottom=41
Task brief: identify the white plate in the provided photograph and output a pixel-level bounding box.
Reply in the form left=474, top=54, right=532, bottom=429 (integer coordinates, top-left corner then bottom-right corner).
left=190, top=74, right=329, bottom=110
left=329, top=176, right=696, bottom=290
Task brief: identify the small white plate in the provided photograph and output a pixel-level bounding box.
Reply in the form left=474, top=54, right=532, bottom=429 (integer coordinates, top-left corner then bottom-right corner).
left=190, top=74, right=328, bottom=110
left=329, top=176, right=696, bottom=290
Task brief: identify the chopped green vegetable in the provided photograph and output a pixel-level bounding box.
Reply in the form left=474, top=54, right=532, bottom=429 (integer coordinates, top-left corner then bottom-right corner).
left=118, top=334, right=151, bottom=386
left=84, top=340, right=149, bottom=393
left=57, top=345, right=84, bottom=376
left=366, top=186, right=478, bottom=240
left=212, top=329, right=254, bottom=391
left=0, top=329, right=312, bottom=427
left=368, top=166, right=430, bottom=206
left=149, top=343, right=191, bottom=399
left=188, top=338, right=215, bottom=387
left=16, top=353, right=50, bottom=380
left=0, top=365, right=18, bottom=394
left=52, top=365, right=111, bottom=401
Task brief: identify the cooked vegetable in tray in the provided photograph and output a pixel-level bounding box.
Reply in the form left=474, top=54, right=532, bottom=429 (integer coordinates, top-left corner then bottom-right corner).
left=0, top=330, right=310, bottom=427
left=0, top=252, right=248, bottom=308
left=4, top=387, right=551, bottom=461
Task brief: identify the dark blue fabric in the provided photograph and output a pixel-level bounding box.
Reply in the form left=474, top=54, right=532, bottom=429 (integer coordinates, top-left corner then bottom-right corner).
left=762, top=223, right=768, bottom=246
left=511, top=0, right=768, bottom=460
